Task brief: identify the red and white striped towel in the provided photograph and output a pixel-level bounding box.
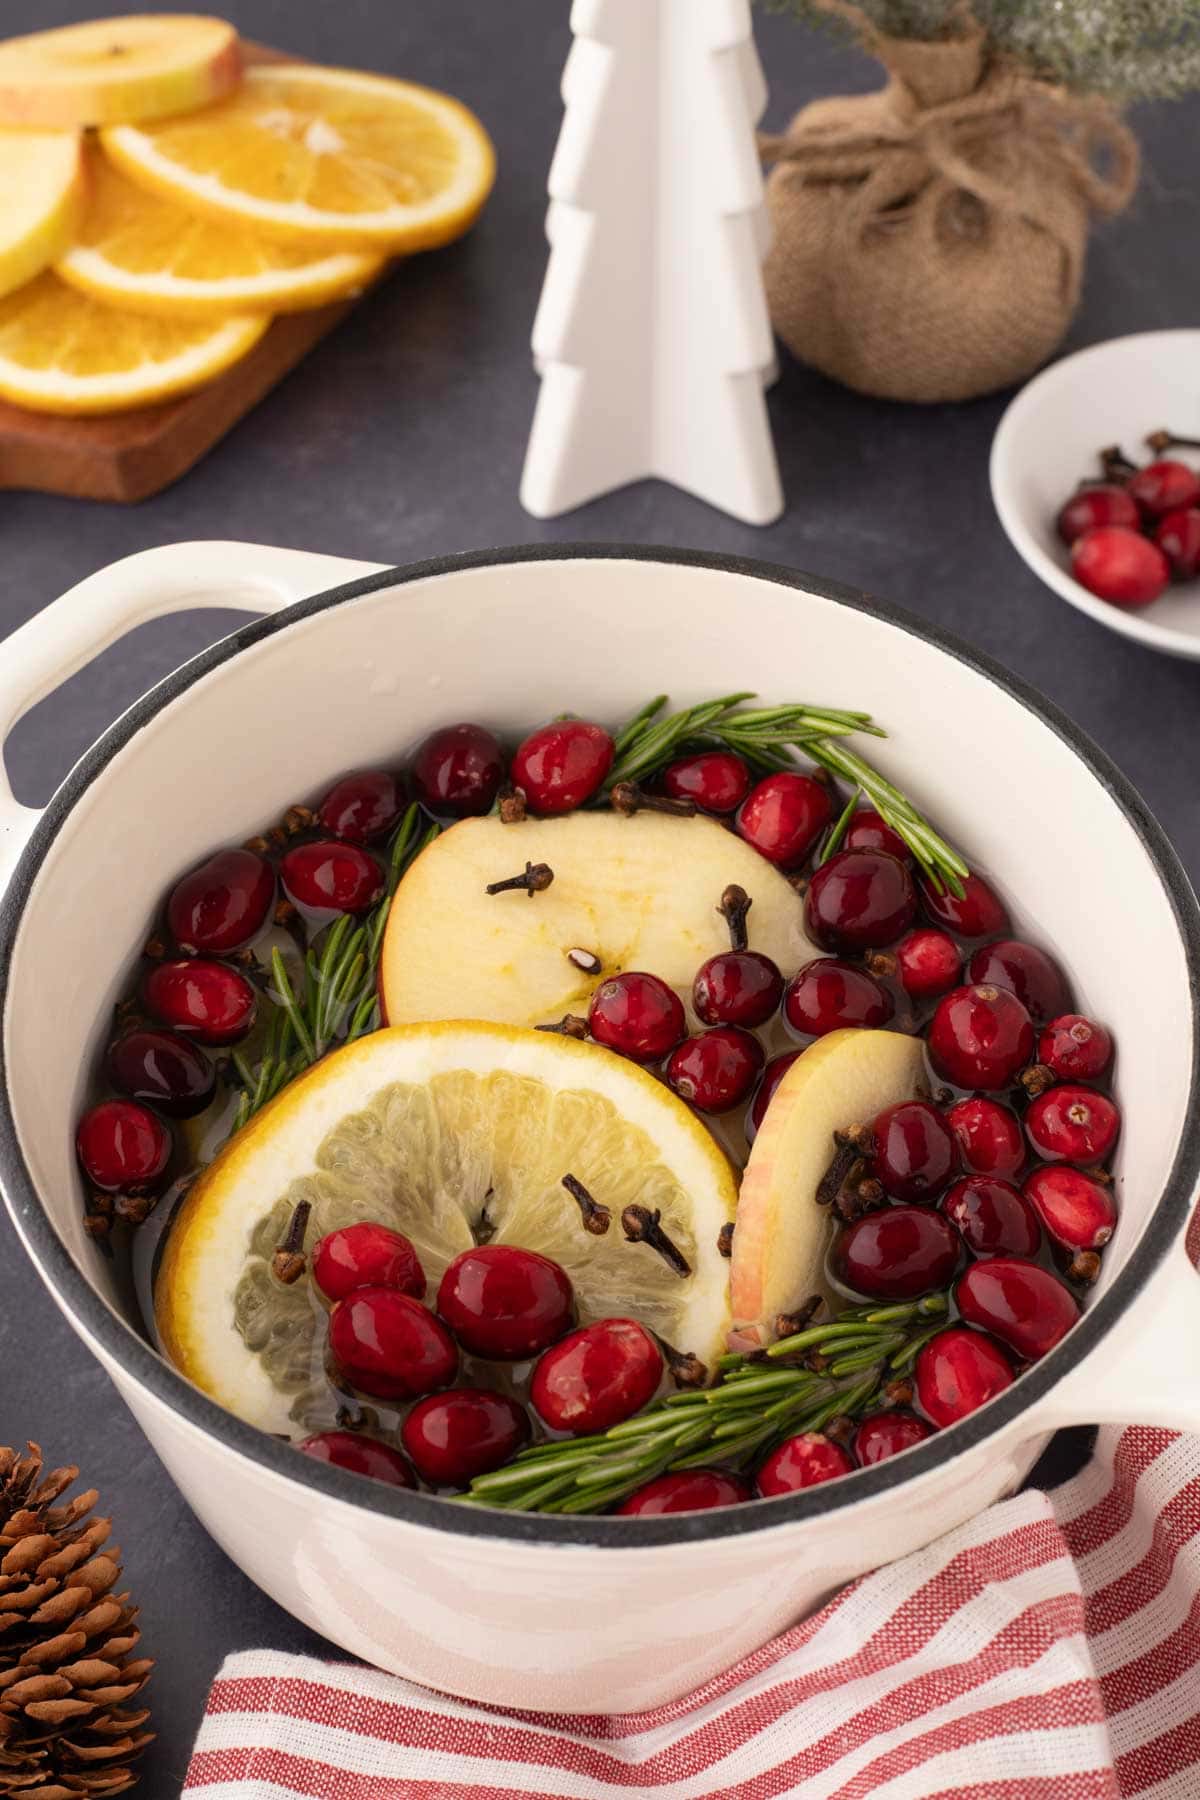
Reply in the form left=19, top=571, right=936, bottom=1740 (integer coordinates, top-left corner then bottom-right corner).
left=184, top=1424, right=1200, bottom=1799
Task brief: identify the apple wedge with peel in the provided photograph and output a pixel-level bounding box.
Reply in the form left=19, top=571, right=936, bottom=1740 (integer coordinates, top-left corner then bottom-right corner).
left=731, top=1029, right=928, bottom=1346
left=381, top=811, right=812, bottom=1030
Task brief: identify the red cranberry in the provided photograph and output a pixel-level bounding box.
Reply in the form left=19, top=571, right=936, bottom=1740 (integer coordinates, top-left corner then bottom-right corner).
left=693, top=950, right=783, bottom=1028
left=946, top=1097, right=1025, bottom=1178
left=1038, top=1014, right=1113, bottom=1082
left=1072, top=527, right=1169, bottom=608
left=1023, top=1165, right=1116, bottom=1252
left=437, top=1245, right=573, bottom=1360
left=748, top=1051, right=802, bottom=1140
left=312, top=1222, right=426, bottom=1304
left=588, top=971, right=685, bottom=1063
left=318, top=770, right=403, bottom=843
left=411, top=722, right=504, bottom=818
left=915, top=1326, right=1013, bottom=1427
left=667, top=1026, right=763, bottom=1113
left=837, top=1205, right=960, bottom=1300
left=895, top=929, right=960, bottom=999
left=107, top=1030, right=214, bottom=1118
left=956, top=1257, right=1080, bottom=1361
left=844, top=808, right=911, bottom=862
left=919, top=872, right=1008, bottom=940
left=736, top=771, right=832, bottom=868
left=296, top=1430, right=416, bottom=1489
left=663, top=751, right=750, bottom=815
left=76, top=1099, right=171, bottom=1193
left=853, top=1410, right=932, bottom=1466
left=329, top=1288, right=458, bottom=1400
left=280, top=840, right=383, bottom=915
left=1129, top=458, right=1200, bottom=518
left=756, top=1432, right=854, bottom=1495
left=928, top=985, right=1035, bottom=1091
left=511, top=719, right=614, bottom=815
left=1025, top=1084, right=1120, bottom=1164
left=783, top=957, right=892, bottom=1038
left=167, top=848, right=274, bottom=954
left=401, top=1388, right=530, bottom=1487
left=143, top=959, right=256, bottom=1045
left=870, top=1101, right=958, bottom=1203
left=1056, top=483, right=1141, bottom=544
left=965, top=939, right=1070, bottom=1025
left=805, top=849, right=916, bottom=952
left=1156, top=508, right=1200, bottom=581
left=616, top=1470, right=751, bottom=1515
left=531, top=1318, right=663, bottom=1434
left=942, top=1176, right=1041, bottom=1258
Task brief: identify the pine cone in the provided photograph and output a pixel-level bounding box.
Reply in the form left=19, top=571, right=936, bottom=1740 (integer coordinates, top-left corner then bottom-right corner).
left=0, top=1446, right=152, bottom=1797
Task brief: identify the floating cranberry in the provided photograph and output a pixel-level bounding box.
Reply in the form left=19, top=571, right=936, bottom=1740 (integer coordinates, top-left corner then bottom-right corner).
left=511, top=719, right=614, bottom=815
left=736, top=771, right=832, bottom=868
left=942, top=1176, right=1041, bottom=1258
left=956, top=1257, right=1080, bottom=1361
left=946, top=1097, right=1025, bottom=1178
left=853, top=1410, right=932, bottom=1466
left=1023, top=1165, right=1116, bottom=1253
left=296, top=1430, right=417, bottom=1489
left=318, top=770, right=403, bottom=843
left=532, top=1318, right=663, bottom=1435
left=1156, top=508, right=1200, bottom=581
left=784, top=957, right=892, bottom=1038
left=143, top=958, right=256, bottom=1045
left=401, top=1388, right=531, bottom=1487
left=914, top=1326, right=1013, bottom=1427
left=411, top=722, right=504, bottom=818
left=663, top=751, right=750, bottom=815
left=837, top=1206, right=960, bottom=1300
left=748, top=1051, right=802, bottom=1139
left=1038, top=1014, right=1113, bottom=1082
left=329, top=1288, right=458, bottom=1400
left=616, top=1470, right=751, bottom=1516
left=756, top=1432, right=854, bottom=1495
left=437, top=1245, right=573, bottom=1360
left=895, top=928, right=961, bottom=999
left=167, top=847, right=274, bottom=954
left=588, top=971, right=685, bottom=1063
left=919, top=872, right=1009, bottom=940
left=1056, top=483, right=1141, bottom=544
left=312, top=1222, right=426, bottom=1304
left=693, top=950, right=783, bottom=1028
left=845, top=808, right=910, bottom=863
left=280, top=840, right=383, bottom=915
left=1072, top=527, right=1170, bottom=608
left=1025, top=1084, right=1120, bottom=1164
left=107, top=1029, right=214, bottom=1118
left=76, top=1099, right=171, bottom=1194
left=928, top=985, right=1035, bottom=1091
left=871, top=1101, right=958, bottom=1203
left=964, top=939, right=1070, bottom=1025
left=1129, top=458, right=1200, bottom=518
left=667, top=1026, right=763, bottom=1113
left=805, top=849, right=916, bottom=952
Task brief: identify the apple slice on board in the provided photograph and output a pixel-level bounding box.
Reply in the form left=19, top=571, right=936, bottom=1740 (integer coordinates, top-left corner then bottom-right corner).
left=731, top=1029, right=928, bottom=1345
left=381, top=811, right=812, bottom=1030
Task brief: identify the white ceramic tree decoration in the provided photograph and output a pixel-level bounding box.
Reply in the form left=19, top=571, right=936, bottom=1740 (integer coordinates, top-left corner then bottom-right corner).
left=521, top=0, right=784, bottom=525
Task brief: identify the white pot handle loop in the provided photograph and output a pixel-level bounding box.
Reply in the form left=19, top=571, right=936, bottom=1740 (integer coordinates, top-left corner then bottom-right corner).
left=0, top=540, right=385, bottom=890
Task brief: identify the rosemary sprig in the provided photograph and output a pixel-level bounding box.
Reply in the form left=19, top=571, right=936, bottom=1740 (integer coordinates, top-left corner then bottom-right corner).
left=461, top=1295, right=947, bottom=1514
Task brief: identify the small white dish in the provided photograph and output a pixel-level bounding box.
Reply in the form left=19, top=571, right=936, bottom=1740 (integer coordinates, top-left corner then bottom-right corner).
left=990, top=330, right=1200, bottom=661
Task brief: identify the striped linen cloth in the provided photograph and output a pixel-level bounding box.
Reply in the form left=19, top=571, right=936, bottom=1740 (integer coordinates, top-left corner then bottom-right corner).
left=184, top=1424, right=1200, bottom=1799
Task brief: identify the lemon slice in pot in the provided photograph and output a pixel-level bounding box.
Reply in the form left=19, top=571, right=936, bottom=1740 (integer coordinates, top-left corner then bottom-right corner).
left=157, top=1022, right=737, bottom=1435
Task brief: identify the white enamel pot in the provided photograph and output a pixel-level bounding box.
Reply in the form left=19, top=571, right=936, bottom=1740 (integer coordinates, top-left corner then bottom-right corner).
left=2, top=541, right=1199, bottom=1713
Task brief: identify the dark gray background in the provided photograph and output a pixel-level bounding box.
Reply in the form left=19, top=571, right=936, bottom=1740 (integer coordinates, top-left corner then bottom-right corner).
left=0, top=3, right=1195, bottom=1790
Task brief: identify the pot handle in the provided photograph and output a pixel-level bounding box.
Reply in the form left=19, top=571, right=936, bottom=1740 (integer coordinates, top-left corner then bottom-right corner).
left=0, top=540, right=386, bottom=888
